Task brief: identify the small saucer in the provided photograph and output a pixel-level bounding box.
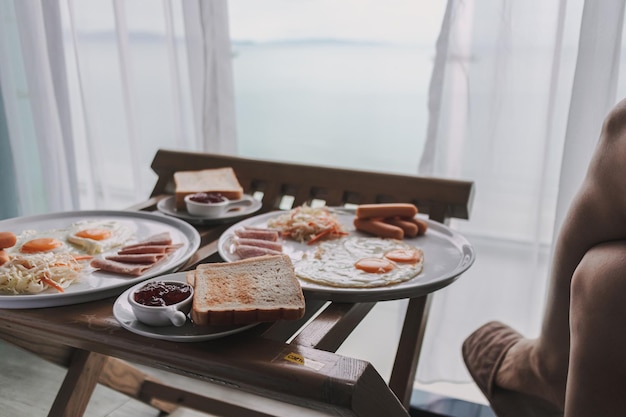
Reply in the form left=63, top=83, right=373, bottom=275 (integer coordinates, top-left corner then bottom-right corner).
left=113, top=273, right=258, bottom=342
left=157, top=195, right=262, bottom=226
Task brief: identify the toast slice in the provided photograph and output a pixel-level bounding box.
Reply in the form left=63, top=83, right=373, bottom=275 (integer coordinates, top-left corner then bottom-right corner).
left=174, top=167, right=244, bottom=210
left=188, top=254, right=305, bottom=326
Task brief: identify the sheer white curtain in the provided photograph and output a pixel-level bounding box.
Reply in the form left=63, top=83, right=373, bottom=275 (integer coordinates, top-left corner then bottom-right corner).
left=0, top=0, right=236, bottom=218
left=0, top=1, right=78, bottom=217
left=417, top=0, right=626, bottom=386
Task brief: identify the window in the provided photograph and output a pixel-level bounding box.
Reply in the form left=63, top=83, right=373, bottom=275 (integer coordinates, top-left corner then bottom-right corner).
left=229, top=0, right=446, bottom=174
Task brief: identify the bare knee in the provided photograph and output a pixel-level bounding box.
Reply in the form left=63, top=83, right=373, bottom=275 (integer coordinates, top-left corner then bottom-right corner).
left=602, top=98, right=626, bottom=139
left=570, top=241, right=626, bottom=335
left=567, top=241, right=626, bottom=413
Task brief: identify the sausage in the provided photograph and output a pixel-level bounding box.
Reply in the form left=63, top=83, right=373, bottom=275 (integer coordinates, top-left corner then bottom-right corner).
left=353, top=218, right=404, bottom=240
left=406, top=217, right=429, bottom=235
left=0, top=232, right=17, bottom=250
left=0, top=250, right=9, bottom=266
left=383, top=217, right=419, bottom=238
left=356, top=203, right=418, bottom=220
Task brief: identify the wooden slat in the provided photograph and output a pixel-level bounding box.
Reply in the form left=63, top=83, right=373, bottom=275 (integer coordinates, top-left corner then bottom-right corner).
left=388, top=295, right=433, bottom=407
left=261, top=299, right=330, bottom=343
left=48, top=350, right=107, bottom=417
left=99, top=358, right=178, bottom=413
left=291, top=302, right=376, bottom=352
left=140, top=381, right=280, bottom=417
left=150, top=149, right=474, bottom=219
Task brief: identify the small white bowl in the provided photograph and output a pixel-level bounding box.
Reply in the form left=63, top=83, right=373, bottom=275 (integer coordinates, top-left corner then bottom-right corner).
left=184, top=193, right=252, bottom=218
left=128, top=280, right=193, bottom=327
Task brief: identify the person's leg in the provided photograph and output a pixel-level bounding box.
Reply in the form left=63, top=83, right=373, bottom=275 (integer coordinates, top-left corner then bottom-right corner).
left=465, top=98, right=626, bottom=410
left=566, top=239, right=626, bottom=416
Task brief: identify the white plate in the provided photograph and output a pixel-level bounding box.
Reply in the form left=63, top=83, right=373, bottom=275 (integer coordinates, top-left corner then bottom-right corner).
left=113, top=272, right=257, bottom=341
left=0, top=210, right=200, bottom=309
left=218, top=210, right=475, bottom=303
left=157, top=195, right=262, bottom=226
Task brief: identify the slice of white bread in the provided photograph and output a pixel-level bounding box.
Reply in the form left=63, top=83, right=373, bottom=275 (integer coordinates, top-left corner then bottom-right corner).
left=174, top=167, right=244, bottom=210
left=187, top=254, right=305, bottom=326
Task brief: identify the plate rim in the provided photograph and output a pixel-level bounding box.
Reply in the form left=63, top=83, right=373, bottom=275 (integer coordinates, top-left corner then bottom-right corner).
left=217, top=209, right=476, bottom=302
left=156, top=195, right=262, bottom=225
left=0, top=210, right=201, bottom=309
left=113, top=272, right=258, bottom=341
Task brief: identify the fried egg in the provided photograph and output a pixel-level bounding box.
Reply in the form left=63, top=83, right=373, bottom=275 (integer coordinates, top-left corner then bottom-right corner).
left=295, top=236, right=424, bottom=288
left=66, top=220, right=135, bottom=255
left=10, top=229, right=70, bottom=255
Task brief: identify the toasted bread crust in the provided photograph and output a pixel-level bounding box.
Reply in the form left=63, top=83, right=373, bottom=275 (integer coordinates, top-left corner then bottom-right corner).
left=190, top=254, right=305, bottom=326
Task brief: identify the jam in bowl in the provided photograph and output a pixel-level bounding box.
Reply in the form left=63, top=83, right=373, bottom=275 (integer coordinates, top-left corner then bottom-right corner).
left=187, top=192, right=227, bottom=204
left=128, top=280, right=193, bottom=327
left=184, top=192, right=252, bottom=218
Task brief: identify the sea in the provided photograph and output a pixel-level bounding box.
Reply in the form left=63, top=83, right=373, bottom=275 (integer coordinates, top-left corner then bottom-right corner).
left=65, top=38, right=435, bottom=210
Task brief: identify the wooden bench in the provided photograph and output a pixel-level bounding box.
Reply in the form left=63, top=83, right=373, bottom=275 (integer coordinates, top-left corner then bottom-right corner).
left=149, top=149, right=475, bottom=406
left=0, top=148, right=474, bottom=417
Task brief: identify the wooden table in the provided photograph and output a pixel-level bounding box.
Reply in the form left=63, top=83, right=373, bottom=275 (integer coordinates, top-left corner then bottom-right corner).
left=0, top=150, right=475, bottom=417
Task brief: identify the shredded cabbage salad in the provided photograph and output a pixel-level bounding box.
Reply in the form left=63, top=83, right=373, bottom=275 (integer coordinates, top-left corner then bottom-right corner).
left=0, top=252, right=87, bottom=294
left=267, top=204, right=349, bottom=244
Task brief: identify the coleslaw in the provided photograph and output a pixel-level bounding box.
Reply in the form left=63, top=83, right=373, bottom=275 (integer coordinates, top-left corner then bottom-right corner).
left=267, top=204, right=349, bottom=244
left=0, top=252, right=88, bottom=294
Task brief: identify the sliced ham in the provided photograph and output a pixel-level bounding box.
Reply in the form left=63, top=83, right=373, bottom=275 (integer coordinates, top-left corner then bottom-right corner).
left=90, top=258, right=155, bottom=276
left=121, top=232, right=173, bottom=250
left=118, top=243, right=183, bottom=255
left=235, top=237, right=282, bottom=252
left=234, top=228, right=279, bottom=241
left=91, top=232, right=183, bottom=276
left=105, top=253, right=165, bottom=264
left=234, top=244, right=282, bottom=260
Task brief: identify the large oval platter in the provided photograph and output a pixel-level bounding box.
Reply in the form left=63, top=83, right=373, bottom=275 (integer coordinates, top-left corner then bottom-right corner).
left=0, top=210, right=200, bottom=309
left=218, top=209, right=475, bottom=303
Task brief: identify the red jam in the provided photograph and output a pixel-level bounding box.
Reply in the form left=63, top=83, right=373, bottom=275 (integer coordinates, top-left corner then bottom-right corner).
left=189, top=192, right=227, bottom=204
left=133, top=281, right=191, bottom=307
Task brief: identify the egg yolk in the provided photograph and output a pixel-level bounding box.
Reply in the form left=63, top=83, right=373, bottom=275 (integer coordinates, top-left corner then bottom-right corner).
left=74, top=228, right=112, bottom=241
left=384, top=248, right=421, bottom=263
left=20, top=238, right=63, bottom=253
left=355, top=257, right=395, bottom=273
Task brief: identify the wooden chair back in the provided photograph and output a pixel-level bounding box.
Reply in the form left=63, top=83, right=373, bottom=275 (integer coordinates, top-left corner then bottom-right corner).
left=150, top=149, right=474, bottom=224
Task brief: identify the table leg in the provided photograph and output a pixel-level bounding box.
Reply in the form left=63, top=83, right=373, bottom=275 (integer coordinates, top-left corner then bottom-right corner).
left=99, top=357, right=178, bottom=414
left=48, top=349, right=107, bottom=417
left=388, top=294, right=432, bottom=408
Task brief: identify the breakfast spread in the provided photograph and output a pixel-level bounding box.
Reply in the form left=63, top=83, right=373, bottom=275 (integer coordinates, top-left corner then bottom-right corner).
left=174, top=167, right=244, bottom=211
left=222, top=202, right=428, bottom=289
left=0, top=222, right=182, bottom=294
left=186, top=254, right=305, bottom=326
